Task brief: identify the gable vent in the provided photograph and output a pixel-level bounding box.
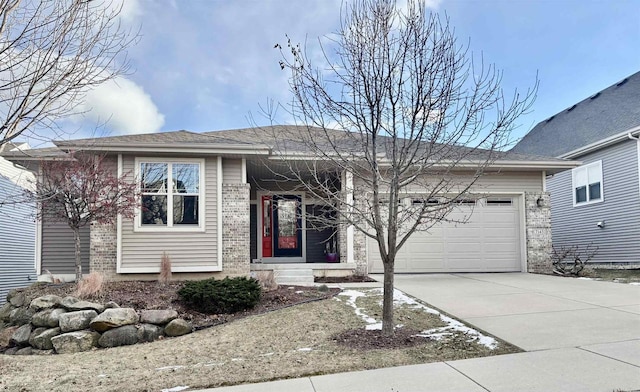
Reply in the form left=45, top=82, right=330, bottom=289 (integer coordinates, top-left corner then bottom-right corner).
left=590, top=92, right=601, bottom=100
left=616, top=78, right=629, bottom=87
left=567, top=104, right=577, bottom=112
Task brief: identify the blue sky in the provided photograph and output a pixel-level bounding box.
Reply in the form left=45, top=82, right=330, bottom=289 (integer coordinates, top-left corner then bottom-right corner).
left=37, top=0, right=640, bottom=146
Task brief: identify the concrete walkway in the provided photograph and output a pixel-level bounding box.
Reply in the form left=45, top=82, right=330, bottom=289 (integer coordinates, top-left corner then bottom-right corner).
left=198, top=273, right=640, bottom=392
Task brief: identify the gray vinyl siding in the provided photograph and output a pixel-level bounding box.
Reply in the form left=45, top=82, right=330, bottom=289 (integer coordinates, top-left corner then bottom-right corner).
left=223, top=158, right=243, bottom=183
left=250, top=204, right=257, bottom=261
left=0, top=175, right=36, bottom=302
left=120, top=155, right=219, bottom=271
left=41, top=219, right=90, bottom=275
left=547, top=139, right=640, bottom=264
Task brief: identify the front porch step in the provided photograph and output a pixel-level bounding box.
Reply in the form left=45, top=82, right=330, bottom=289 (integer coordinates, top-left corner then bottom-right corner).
left=273, top=269, right=314, bottom=286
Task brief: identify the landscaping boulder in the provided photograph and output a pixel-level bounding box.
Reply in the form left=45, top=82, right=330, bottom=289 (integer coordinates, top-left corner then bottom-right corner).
left=9, top=324, right=32, bottom=346
left=3, top=347, right=18, bottom=355
left=0, top=303, right=14, bottom=322
left=15, top=347, right=33, bottom=355
left=31, top=308, right=67, bottom=328
left=59, top=310, right=98, bottom=332
left=64, top=300, right=105, bottom=313
left=30, top=295, right=62, bottom=311
left=104, top=301, right=120, bottom=309
left=0, top=326, right=18, bottom=347
left=137, top=324, right=164, bottom=343
left=31, top=327, right=61, bottom=350
left=89, top=308, right=139, bottom=332
left=164, top=319, right=192, bottom=337
left=28, top=327, right=47, bottom=347
left=60, top=296, right=80, bottom=309
left=98, top=325, right=139, bottom=348
left=51, top=331, right=100, bottom=354
left=8, top=291, right=26, bottom=307
left=140, top=309, right=178, bottom=325
left=9, top=307, right=35, bottom=326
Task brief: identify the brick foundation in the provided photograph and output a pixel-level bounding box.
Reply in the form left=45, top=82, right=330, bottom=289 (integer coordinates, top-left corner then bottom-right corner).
left=525, top=192, right=552, bottom=274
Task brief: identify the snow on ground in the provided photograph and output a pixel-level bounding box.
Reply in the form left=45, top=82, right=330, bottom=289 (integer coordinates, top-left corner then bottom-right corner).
left=161, top=386, right=189, bottom=392
left=337, top=288, right=499, bottom=350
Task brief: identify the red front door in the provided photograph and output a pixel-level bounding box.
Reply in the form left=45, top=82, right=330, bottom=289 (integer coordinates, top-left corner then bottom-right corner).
left=261, top=196, right=273, bottom=257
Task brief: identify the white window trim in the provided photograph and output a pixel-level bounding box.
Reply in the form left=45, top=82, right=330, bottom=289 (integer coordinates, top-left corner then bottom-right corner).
left=134, top=157, right=206, bottom=232
left=572, top=160, right=604, bottom=207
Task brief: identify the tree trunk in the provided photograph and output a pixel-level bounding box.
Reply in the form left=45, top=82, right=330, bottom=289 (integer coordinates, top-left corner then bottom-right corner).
left=381, top=260, right=395, bottom=336
left=73, top=228, right=83, bottom=282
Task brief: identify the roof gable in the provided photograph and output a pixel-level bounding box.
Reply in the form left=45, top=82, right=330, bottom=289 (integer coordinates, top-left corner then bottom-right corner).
left=512, top=71, right=640, bottom=157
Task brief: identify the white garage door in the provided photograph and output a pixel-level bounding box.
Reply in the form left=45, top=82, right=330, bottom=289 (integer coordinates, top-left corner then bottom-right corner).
left=368, top=196, right=522, bottom=273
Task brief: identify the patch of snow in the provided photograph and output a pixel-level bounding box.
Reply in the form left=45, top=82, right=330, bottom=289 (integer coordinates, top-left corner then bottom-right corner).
left=630, top=282, right=640, bottom=286
left=161, top=387, right=189, bottom=392
left=156, top=365, right=186, bottom=371
left=297, top=347, right=313, bottom=352
left=97, top=374, right=107, bottom=378
left=338, top=290, right=379, bottom=325
left=365, top=322, right=382, bottom=330
left=231, top=358, right=244, bottom=362
left=577, top=277, right=593, bottom=280
left=295, top=290, right=304, bottom=294
left=415, top=331, right=453, bottom=340
left=258, top=352, right=274, bottom=357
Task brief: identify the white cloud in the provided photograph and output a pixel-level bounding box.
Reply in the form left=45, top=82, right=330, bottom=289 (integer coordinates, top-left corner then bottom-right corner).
left=80, top=76, right=165, bottom=134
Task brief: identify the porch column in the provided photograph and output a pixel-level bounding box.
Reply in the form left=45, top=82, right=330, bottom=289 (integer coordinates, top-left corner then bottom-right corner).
left=345, top=170, right=355, bottom=263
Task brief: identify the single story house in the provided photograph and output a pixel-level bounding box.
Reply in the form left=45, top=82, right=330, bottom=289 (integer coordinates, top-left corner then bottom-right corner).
left=512, top=71, right=640, bottom=267
left=0, top=143, right=36, bottom=301
left=3, top=126, right=577, bottom=283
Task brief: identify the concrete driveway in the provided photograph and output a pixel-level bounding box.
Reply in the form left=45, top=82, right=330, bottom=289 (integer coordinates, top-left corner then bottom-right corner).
left=202, top=273, right=640, bottom=392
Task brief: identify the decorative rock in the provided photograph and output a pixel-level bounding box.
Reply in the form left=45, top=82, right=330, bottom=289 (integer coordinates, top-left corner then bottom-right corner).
left=164, top=319, right=192, bottom=337
left=9, top=307, right=34, bottom=326
left=140, top=309, right=178, bottom=325
left=32, top=308, right=67, bottom=328
left=0, top=302, right=14, bottom=322
left=98, top=325, right=139, bottom=348
left=64, top=300, right=105, bottom=313
left=32, top=327, right=61, bottom=350
left=15, top=347, right=33, bottom=355
left=0, top=326, right=18, bottom=347
left=58, top=310, right=98, bottom=332
left=10, top=324, right=32, bottom=346
left=30, top=295, right=62, bottom=311
left=137, top=324, right=164, bottom=343
left=28, top=327, right=47, bottom=347
left=51, top=331, right=100, bottom=354
left=89, top=308, right=139, bottom=332
left=8, top=291, right=26, bottom=307
left=4, top=347, right=19, bottom=355
left=104, top=301, right=120, bottom=309
left=60, top=296, right=80, bottom=309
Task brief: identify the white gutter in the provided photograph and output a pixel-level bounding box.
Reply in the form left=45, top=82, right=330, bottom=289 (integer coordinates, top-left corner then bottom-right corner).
left=560, top=125, right=640, bottom=159
left=629, top=133, right=640, bottom=202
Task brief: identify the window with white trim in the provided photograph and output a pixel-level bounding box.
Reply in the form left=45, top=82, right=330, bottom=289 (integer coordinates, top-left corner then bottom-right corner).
left=572, top=161, right=603, bottom=206
left=139, top=160, right=203, bottom=228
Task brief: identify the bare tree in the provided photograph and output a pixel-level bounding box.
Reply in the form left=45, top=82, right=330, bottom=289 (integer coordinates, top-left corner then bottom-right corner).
left=31, top=153, right=138, bottom=281
left=0, top=0, right=136, bottom=149
left=271, top=0, right=537, bottom=335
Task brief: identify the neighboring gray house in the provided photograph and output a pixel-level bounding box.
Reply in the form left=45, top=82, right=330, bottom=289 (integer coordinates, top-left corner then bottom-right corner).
left=0, top=144, right=36, bottom=302
left=512, top=71, right=640, bottom=267
left=3, top=126, right=576, bottom=283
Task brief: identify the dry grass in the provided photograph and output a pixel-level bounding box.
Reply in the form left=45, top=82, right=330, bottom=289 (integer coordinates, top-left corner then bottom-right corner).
left=0, top=290, right=519, bottom=392
left=159, top=252, right=173, bottom=284
left=74, top=272, right=104, bottom=299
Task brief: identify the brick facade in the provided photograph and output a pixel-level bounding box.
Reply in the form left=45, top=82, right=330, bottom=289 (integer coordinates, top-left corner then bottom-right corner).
left=525, top=192, right=553, bottom=274
left=89, top=221, right=117, bottom=278
left=222, top=183, right=251, bottom=276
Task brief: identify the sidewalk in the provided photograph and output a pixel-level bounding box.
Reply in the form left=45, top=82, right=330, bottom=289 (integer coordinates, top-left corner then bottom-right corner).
left=196, top=273, right=640, bottom=392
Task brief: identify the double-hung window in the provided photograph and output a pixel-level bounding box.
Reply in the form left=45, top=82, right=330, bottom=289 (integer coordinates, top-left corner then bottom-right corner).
left=138, top=159, right=203, bottom=229
left=572, top=160, right=603, bottom=206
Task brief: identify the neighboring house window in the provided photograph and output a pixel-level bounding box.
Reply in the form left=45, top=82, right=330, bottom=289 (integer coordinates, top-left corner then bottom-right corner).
left=138, top=159, right=203, bottom=229
left=572, top=160, right=603, bottom=206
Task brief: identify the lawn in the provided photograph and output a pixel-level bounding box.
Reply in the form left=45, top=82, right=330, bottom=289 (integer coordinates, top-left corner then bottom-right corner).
left=582, top=268, right=640, bottom=284
left=0, top=287, right=519, bottom=392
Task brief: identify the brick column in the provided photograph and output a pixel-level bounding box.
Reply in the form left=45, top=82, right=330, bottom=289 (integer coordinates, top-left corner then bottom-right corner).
left=525, top=192, right=552, bottom=274
left=89, top=221, right=117, bottom=278
left=222, top=184, right=251, bottom=276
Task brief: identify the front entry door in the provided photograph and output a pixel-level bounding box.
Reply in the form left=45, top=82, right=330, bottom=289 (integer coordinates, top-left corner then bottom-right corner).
left=271, top=195, right=302, bottom=257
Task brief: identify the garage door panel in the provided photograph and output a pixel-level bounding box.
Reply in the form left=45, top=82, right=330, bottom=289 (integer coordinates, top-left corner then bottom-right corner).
left=369, top=195, right=522, bottom=273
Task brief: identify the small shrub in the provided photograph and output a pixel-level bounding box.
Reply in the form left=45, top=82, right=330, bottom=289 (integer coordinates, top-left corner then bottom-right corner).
left=159, top=251, right=172, bottom=284
left=317, top=284, right=329, bottom=293
left=75, top=272, right=104, bottom=298
left=178, top=277, right=262, bottom=314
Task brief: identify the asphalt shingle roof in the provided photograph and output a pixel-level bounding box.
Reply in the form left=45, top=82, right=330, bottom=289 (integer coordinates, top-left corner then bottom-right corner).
left=511, top=71, right=640, bottom=157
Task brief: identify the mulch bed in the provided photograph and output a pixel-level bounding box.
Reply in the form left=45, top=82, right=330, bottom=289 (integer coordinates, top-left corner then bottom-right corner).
left=315, top=275, right=378, bottom=283
left=333, top=327, right=427, bottom=350
left=14, top=281, right=341, bottom=329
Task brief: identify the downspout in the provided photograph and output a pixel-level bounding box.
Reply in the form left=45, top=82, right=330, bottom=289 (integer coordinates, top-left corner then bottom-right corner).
left=629, top=133, right=640, bottom=202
